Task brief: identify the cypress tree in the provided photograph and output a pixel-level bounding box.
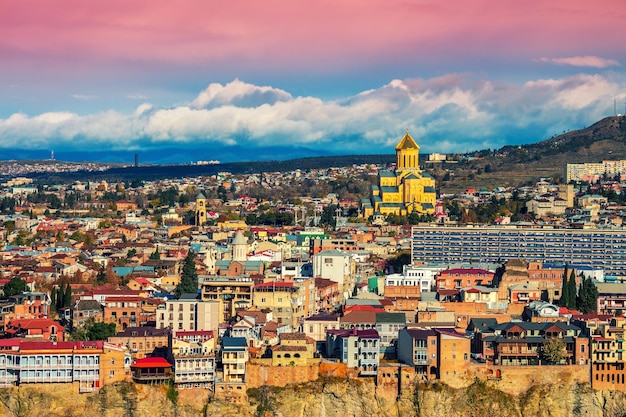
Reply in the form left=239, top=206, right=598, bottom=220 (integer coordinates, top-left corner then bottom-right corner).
left=50, top=286, right=56, bottom=309
left=64, top=284, right=72, bottom=308
left=57, top=282, right=65, bottom=311
left=560, top=265, right=569, bottom=307
left=175, top=250, right=198, bottom=298
left=568, top=270, right=577, bottom=310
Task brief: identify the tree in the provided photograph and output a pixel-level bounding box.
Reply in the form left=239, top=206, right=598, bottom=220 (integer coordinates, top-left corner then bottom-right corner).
left=86, top=321, right=117, bottom=340
left=2, top=277, right=27, bottom=298
left=577, top=275, right=599, bottom=314
left=559, top=265, right=570, bottom=308
left=57, top=282, right=65, bottom=311
left=64, top=284, right=72, bottom=308
left=175, top=251, right=198, bottom=298
left=50, top=286, right=57, bottom=308
left=567, top=270, right=577, bottom=310
left=541, top=338, right=565, bottom=364
left=149, top=248, right=161, bottom=260
left=96, top=264, right=106, bottom=285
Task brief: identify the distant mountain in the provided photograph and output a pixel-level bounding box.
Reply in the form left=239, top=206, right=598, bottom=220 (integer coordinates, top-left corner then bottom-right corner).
left=8, top=116, right=626, bottom=186
left=0, top=145, right=339, bottom=165
left=501, top=116, right=626, bottom=164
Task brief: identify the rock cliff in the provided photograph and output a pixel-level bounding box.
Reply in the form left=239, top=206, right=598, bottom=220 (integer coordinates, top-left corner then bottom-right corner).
left=1, top=379, right=626, bottom=417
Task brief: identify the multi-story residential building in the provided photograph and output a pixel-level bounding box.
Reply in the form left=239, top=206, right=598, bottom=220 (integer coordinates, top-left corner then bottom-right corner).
left=412, top=226, right=626, bottom=276
left=168, top=330, right=215, bottom=390
left=384, top=264, right=440, bottom=297
left=155, top=293, right=219, bottom=333
left=596, top=283, right=626, bottom=315
left=314, top=278, right=340, bottom=312
left=103, top=296, right=142, bottom=330
left=220, top=337, right=248, bottom=383
left=326, top=328, right=380, bottom=376
left=252, top=281, right=313, bottom=329
left=566, top=160, right=626, bottom=182
left=437, top=329, right=471, bottom=382
left=311, top=250, right=356, bottom=298
left=397, top=328, right=438, bottom=378
left=301, top=312, right=341, bottom=351
left=0, top=340, right=128, bottom=393
left=309, top=237, right=360, bottom=256
left=107, top=326, right=169, bottom=359
left=478, top=321, right=588, bottom=366
left=436, top=268, right=495, bottom=290
left=375, top=312, right=406, bottom=358
left=200, top=276, right=254, bottom=322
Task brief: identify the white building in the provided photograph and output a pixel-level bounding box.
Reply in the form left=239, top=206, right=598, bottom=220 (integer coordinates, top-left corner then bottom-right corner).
left=156, top=294, right=219, bottom=333
left=312, top=250, right=356, bottom=299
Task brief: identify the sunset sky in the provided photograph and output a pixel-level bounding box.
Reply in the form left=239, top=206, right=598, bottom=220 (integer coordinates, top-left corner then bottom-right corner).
left=2, top=0, right=626, bottom=162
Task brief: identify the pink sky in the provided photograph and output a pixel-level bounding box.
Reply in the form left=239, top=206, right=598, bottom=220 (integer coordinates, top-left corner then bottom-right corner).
left=1, top=0, right=625, bottom=160
left=3, top=0, right=624, bottom=72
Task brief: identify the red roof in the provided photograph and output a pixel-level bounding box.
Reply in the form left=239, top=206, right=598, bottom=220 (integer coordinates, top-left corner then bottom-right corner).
left=255, top=281, right=294, bottom=289
left=131, top=357, right=172, bottom=369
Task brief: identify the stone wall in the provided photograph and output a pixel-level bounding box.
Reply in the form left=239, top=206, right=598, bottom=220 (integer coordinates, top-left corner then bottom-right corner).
left=246, top=363, right=319, bottom=388
left=467, top=363, right=590, bottom=395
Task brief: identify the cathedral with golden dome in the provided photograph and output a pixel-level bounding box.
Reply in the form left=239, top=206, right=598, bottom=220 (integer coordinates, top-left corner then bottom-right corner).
left=361, top=131, right=437, bottom=218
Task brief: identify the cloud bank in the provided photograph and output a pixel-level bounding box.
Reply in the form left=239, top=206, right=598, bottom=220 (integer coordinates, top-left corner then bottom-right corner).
left=1, top=75, right=625, bottom=159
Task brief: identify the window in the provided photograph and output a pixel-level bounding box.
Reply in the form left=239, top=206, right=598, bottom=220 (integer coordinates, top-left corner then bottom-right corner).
left=109, top=370, right=115, bottom=378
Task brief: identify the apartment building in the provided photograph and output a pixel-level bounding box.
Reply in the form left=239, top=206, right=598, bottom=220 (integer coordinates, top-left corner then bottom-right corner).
left=0, top=340, right=128, bottom=393
left=168, top=330, right=215, bottom=390
left=200, top=276, right=254, bottom=322
left=252, top=281, right=314, bottom=329
left=156, top=293, right=219, bottom=333
left=412, top=226, right=626, bottom=276
left=397, top=328, right=438, bottom=377
left=220, top=337, right=248, bottom=383
left=325, top=328, right=380, bottom=376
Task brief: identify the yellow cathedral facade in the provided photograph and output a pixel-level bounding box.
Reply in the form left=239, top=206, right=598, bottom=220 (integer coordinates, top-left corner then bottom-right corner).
left=361, top=131, right=437, bottom=218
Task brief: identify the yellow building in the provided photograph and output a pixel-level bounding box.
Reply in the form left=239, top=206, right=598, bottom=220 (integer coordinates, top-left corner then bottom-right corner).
left=271, top=332, right=320, bottom=366
left=361, top=131, right=437, bottom=218
left=195, top=192, right=207, bottom=226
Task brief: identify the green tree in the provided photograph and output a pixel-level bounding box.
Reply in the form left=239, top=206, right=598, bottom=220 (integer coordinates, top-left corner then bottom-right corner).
left=126, top=248, right=137, bottom=259
left=559, top=265, right=570, bottom=308
left=86, top=321, right=117, bottom=340
left=175, top=250, right=198, bottom=298
left=541, top=338, right=565, bottom=364
left=2, top=277, right=27, bottom=298
left=577, top=275, right=599, bottom=314
left=567, top=269, right=577, bottom=310
left=57, top=282, right=65, bottom=311
left=64, top=284, right=72, bottom=308
left=96, top=264, right=106, bottom=285
left=50, top=286, right=57, bottom=308
left=149, top=248, right=161, bottom=260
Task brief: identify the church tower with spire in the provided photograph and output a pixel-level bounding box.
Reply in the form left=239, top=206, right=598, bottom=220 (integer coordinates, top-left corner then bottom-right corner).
left=360, top=131, right=436, bottom=218
left=232, top=230, right=247, bottom=263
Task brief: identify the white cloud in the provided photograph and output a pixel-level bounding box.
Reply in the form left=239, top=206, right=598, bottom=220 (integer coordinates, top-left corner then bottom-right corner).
left=191, top=78, right=292, bottom=109
left=536, top=56, right=621, bottom=68
left=1, top=74, right=626, bottom=156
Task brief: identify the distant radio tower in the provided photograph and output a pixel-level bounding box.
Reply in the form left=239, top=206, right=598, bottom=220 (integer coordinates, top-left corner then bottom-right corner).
left=50, top=150, right=55, bottom=160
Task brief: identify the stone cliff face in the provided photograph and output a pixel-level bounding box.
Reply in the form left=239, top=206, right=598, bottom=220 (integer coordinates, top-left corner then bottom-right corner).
left=2, top=379, right=626, bottom=417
